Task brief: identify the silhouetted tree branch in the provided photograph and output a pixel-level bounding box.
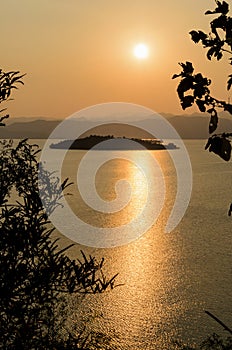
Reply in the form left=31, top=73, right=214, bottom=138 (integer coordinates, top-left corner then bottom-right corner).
left=0, top=68, right=118, bottom=349
left=173, top=0, right=232, bottom=164
left=172, top=3, right=232, bottom=348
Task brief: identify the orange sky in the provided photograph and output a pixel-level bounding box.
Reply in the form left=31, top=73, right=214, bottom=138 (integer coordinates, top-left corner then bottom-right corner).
left=1, top=0, right=231, bottom=119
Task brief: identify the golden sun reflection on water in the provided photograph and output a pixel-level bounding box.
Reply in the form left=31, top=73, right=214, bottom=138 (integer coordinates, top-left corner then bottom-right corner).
left=74, top=224, right=187, bottom=349
left=59, top=149, right=187, bottom=349
left=62, top=149, right=176, bottom=233
left=35, top=140, right=232, bottom=348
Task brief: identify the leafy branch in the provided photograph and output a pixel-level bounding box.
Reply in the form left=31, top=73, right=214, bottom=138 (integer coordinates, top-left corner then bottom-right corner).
left=0, top=69, right=25, bottom=124
left=173, top=1, right=232, bottom=163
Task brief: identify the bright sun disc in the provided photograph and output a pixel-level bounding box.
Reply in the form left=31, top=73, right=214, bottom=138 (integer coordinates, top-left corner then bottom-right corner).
left=133, top=43, right=149, bottom=59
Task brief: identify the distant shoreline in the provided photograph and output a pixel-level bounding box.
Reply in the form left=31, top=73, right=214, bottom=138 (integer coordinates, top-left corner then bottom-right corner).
left=50, top=135, right=179, bottom=150
left=1, top=115, right=231, bottom=139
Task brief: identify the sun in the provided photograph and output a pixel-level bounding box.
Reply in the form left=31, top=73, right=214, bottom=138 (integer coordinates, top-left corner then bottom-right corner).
left=133, top=43, right=149, bottom=59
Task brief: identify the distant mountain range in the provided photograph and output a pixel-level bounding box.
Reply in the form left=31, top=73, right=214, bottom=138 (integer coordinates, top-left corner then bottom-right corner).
left=1, top=113, right=232, bottom=139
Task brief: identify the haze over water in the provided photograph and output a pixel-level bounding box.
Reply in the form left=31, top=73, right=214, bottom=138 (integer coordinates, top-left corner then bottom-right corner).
left=38, top=139, right=232, bottom=349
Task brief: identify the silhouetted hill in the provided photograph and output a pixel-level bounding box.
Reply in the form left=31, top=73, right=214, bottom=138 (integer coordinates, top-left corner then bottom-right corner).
left=0, top=120, right=59, bottom=139
left=1, top=114, right=232, bottom=139
left=168, top=115, right=232, bottom=139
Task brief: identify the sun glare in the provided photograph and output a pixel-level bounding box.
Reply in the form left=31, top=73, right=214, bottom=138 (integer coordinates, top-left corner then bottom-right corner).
left=133, top=43, right=149, bottom=59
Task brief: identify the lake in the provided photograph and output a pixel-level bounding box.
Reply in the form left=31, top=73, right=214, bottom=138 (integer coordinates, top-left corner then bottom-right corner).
left=36, top=139, right=232, bottom=348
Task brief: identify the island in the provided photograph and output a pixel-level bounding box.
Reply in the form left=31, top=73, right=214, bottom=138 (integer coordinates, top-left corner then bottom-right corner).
left=50, top=135, right=178, bottom=150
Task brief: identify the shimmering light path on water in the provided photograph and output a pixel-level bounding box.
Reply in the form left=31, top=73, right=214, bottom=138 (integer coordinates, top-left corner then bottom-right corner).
left=37, top=139, right=232, bottom=349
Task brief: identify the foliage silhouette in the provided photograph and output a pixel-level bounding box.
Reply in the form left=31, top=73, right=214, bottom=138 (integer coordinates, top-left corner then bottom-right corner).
left=0, top=68, right=118, bottom=349
left=173, top=2, right=232, bottom=349
left=173, top=0, right=232, bottom=163
left=0, top=69, right=24, bottom=127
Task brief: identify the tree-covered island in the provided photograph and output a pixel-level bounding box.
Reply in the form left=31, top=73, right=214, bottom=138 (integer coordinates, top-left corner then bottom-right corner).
left=50, top=135, right=178, bottom=150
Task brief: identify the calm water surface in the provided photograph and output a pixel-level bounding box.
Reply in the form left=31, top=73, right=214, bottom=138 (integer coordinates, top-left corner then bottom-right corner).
left=37, top=139, right=232, bottom=349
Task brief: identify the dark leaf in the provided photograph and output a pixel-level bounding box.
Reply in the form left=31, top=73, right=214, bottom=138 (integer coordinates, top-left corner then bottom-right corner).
left=194, top=84, right=208, bottom=99
left=180, top=95, right=195, bottom=110
left=194, top=73, right=204, bottom=83
left=211, top=15, right=228, bottom=32
left=61, top=177, right=73, bottom=191
left=0, top=114, right=9, bottom=123
left=209, top=110, right=218, bottom=133
left=205, top=137, right=212, bottom=150
left=206, top=43, right=224, bottom=61
left=205, top=1, right=229, bottom=15
left=208, top=136, right=221, bottom=154
left=226, top=18, right=232, bottom=48
left=11, top=74, right=25, bottom=85
left=179, top=61, right=194, bottom=75
left=172, top=73, right=180, bottom=79
left=196, top=99, right=206, bottom=112
left=208, top=135, right=231, bottom=161
left=207, top=47, right=216, bottom=60
left=198, top=30, right=208, bottom=41
left=189, top=30, right=201, bottom=43
left=227, top=74, right=232, bottom=90
left=207, top=108, right=214, bottom=114
left=217, top=1, right=229, bottom=15
left=177, top=77, right=194, bottom=99
left=224, top=103, right=232, bottom=114
left=220, top=137, right=231, bottom=161
left=216, top=50, right=223, bottom=60
left=228, top=202, right=232, bottom=216
left=189, top=30, right=208, bottom=43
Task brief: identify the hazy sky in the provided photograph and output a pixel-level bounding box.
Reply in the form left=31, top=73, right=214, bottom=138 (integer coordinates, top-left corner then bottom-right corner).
left=1, top=0, right=231, bottom=119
